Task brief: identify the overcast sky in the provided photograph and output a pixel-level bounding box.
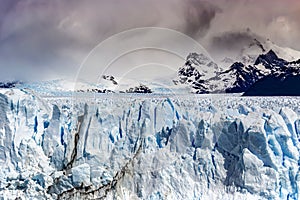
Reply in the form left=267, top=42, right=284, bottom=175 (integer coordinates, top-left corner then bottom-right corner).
left=0, top=0, right=300, bottom=81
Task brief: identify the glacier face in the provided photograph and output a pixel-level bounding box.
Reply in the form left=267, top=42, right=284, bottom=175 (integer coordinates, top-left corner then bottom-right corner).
left=1, top=90, right=300, bottom=199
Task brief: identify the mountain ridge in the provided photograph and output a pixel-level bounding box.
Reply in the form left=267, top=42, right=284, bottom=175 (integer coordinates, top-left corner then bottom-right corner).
left=1, top=39, right=300, bottom=96
left=176, top=38, right=300, bottom=95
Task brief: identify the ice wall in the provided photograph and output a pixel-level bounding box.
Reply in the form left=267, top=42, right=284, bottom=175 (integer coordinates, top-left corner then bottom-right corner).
left=1, top=90, right=300, bottom=199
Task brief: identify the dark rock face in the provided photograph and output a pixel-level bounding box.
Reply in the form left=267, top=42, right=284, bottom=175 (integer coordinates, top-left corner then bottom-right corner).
left=243, top=74, right=300, bottom=96
left=77, top=88, right=114, bottom=93
left=254, top=50, right=288, bottom=70
left=222, top=62, right=263, bottom=93
left=243, top=50, right=300, bottom=96
left=0, top=81, right=21, bottom=88
left=126, top=84, right=152, bottom=93
left=102, top=75, right=118, bottom=85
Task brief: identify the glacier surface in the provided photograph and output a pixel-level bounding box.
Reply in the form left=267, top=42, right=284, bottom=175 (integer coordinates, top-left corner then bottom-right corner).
left=1, top=89, right=300, bottom=199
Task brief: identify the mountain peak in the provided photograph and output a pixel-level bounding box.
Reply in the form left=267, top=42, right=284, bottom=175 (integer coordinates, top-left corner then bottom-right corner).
left=255, top=49, right=279, bottom=62
left=254, top=49, right=287, bottom=68
left=265, top=49, right=278, bottom=59
left=229, top=62, right=244, bottom=71
left=186, top=53, right=211, bottom=66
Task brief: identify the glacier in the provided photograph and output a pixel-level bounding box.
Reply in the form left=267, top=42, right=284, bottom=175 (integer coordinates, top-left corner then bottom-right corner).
left=1, top=89, right=300, bottom=199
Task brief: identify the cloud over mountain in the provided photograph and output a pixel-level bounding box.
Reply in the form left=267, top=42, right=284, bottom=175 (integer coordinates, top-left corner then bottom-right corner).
left=0, top=0, right=299, bottom=80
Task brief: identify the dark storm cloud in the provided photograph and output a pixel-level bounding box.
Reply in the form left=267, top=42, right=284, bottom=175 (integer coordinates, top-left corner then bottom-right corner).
left=211, top=30, right=263, bottom=51
left=0, top=0, right=19, bottom=35
left=183, top=0, right=221, bottom=37
left=0, top=0, right=220, bottom=80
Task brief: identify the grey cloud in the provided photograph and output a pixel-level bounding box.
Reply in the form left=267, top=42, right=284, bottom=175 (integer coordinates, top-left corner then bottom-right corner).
left=206, top=0, right=300, bottom=50
left=210, top=29, right=263, bottom=51
left=183, top=0, right=221, bottom=38
left=0, top=0, right=20, bottom=36
left=0, top=0, right=221, bottom=80
left=0, top=0, right=300, bottom=80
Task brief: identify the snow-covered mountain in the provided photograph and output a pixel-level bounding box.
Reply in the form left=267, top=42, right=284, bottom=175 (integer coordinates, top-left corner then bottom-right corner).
left=11, top=75, right=189, bottom=96
left=211, top=62, right=263, bottom=93
left=238, top=39, right=300, bottom=64
left=1, top=89, right=300, bottom=199
left=1, top=38, right=299, bottom=96
left=174, top=53, right=220, bottom=93
left=176, top=39, right=300, bottom=95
